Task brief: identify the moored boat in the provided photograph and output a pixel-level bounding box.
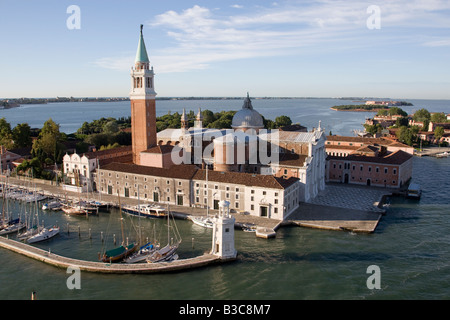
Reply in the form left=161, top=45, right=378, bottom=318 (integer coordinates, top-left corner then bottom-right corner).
left=62, top=205, right=88, bottom=216
left=407, top=183, right=422, bottom=200
left=42, top=200, right=62, bottom=211
left=101, top=243, right=137, bottom=263
left=0, top=219, right=26, bottom=235
left=190, top=216, right=214, bottom=228
left=27, top=226, right=60, bottom=243
left=146, top=243, right=179, bottom=263
left=124, top=242, right=158, bottom=263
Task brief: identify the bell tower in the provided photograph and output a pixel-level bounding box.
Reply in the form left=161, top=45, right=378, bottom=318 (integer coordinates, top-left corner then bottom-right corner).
left=130, top=25, right=157, bottom=165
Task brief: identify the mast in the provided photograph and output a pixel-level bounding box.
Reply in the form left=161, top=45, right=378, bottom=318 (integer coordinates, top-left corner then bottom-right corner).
left=118, top=191, right=125, bottom=245
left=206, top=163, right=209, bottom=217
left=137, top=185, right=141, bottom=244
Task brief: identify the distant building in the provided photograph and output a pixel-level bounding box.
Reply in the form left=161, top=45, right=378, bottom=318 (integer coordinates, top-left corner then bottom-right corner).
left=62, top=146, right=132, bottom=192
left=428, top=122, right=450, bottom=133
left=0, top=145, right=22, bottom=173
left=326, top=150, right=413, bottom=188
left=325, top=136, right=413, bottom=188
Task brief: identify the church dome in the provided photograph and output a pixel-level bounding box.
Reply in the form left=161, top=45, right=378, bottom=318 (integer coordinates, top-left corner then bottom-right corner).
left=231, top=93, right=264, bottom=130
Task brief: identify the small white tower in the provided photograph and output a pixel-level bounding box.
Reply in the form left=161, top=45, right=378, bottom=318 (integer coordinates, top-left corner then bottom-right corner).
left=195, top=107, right=203, bottom=129
left=211, top=200, right=237, bottom=260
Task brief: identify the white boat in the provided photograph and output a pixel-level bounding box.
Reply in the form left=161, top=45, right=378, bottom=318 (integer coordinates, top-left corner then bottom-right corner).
left=27, top=226, right=60, bottom=243
left=146, top=243, right=179, bottom=263
left=42, top=200, right=62, bottom=211
left=17, top=226, right=40, bottom=241
left=0, top=220, right=26, bottom=235
left=436, top=151, right=449, bottom=158
left=146, top=207, right=181, bottom=263
left=124, top=242, right=158, bottom=264
left=190, top=216, right=214, bottom=228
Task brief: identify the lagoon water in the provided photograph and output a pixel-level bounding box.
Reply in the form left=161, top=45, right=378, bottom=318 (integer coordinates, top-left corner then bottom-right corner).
left=0, top=98, right=450, bottom=300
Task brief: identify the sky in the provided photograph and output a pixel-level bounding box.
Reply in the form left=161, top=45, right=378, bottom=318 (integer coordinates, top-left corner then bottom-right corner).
left=1, top=0, right=450, bottom=99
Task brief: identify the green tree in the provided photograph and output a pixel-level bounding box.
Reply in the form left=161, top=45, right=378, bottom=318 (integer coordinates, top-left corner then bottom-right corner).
left=32, top=118, right=66, bottom=163
left=434, top=126, right=444, bottom=145
left=102, top=120, right=119, bottom=135
left=430, top=112, right=448, bottom=123
left=364, top=123, right=382, bottom=135
left=376, top=109, right=388, bottom=116
left=274, top=115, right=292, bottom=128
left=396, top=126, right=417, bottom=146
left=12, top=123, right=32, bottom=148
left=0, top=117, right=13, bottom=149
left=413, top=108, right=431, bottom=122
left=388, top=107, right=407, bottom=117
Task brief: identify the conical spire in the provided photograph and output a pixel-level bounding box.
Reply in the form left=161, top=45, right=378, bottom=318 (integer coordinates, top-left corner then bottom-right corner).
left=135, top=24, right=150, bottom=63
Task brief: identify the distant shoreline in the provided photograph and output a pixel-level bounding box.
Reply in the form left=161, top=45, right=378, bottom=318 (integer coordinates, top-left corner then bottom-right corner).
left=330, top=107, right=389, bottom=112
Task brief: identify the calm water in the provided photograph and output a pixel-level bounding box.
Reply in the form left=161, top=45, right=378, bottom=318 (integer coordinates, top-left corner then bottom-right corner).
left=2, top=98, right=449, bottom=136
left=0, top=99, right=450, bottom=300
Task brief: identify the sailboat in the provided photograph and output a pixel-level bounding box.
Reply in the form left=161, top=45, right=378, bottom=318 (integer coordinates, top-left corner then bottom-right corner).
left=0, top=178, right=26, bottom=235
left=124, top=187, right=158, bottom=263
left=27, top=225, right=60, bottom=243
left=0, top=218, right=26, bottom=235
left=190, top=163, right=213, bottom=228
left=100, top=192, right=137, bottom=263
left=146, top=205, right=181, bottom=263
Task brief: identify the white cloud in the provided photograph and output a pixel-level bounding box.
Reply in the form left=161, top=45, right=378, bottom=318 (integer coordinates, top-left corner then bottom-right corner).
left=422, top=39, right=450, bottom=47
left=230, top=4, right=243, bottom=9
left=96, top=1, right=450, bottom=73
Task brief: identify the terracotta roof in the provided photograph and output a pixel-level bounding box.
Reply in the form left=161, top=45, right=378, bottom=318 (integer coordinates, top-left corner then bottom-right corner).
left=327, top=150, right=412, bottom=165
left=99, top=162, right=199, bottom=180
left=277, top=153, right=308, bottom=167
left=193, top=169, right=298, bottom=189
left=84, top=146, right=132, bottom=159
left=143, top=145, right=174, bottom=154
left=100, top=162, right=299, bottom=190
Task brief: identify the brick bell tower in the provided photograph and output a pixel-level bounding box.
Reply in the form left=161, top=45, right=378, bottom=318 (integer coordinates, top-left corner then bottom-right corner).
left=130, top=25, right=157, bottom=165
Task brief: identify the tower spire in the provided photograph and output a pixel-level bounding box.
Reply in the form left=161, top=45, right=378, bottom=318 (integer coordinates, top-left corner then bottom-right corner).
left=135, top=24, right=149, bottom=64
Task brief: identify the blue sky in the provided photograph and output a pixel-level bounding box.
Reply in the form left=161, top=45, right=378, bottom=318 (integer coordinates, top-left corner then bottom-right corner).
left=1, top=0, right=449, bottom=99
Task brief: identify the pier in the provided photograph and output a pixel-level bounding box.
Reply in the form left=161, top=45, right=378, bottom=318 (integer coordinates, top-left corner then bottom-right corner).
left=0, top=233, right=234, bottom=275
left=415, top=146, right=450, bottom=157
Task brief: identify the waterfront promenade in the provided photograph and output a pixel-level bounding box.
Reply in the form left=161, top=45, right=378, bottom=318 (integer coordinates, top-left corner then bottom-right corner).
left=5, top=176, right=390, bottom=235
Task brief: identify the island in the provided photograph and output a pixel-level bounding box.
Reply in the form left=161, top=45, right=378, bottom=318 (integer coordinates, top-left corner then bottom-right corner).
left=331, top=101, right=413, bottom=112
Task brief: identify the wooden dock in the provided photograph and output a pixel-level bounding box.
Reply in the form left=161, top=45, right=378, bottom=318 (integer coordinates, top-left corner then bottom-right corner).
left=0, top=236, right=234, bottom=274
